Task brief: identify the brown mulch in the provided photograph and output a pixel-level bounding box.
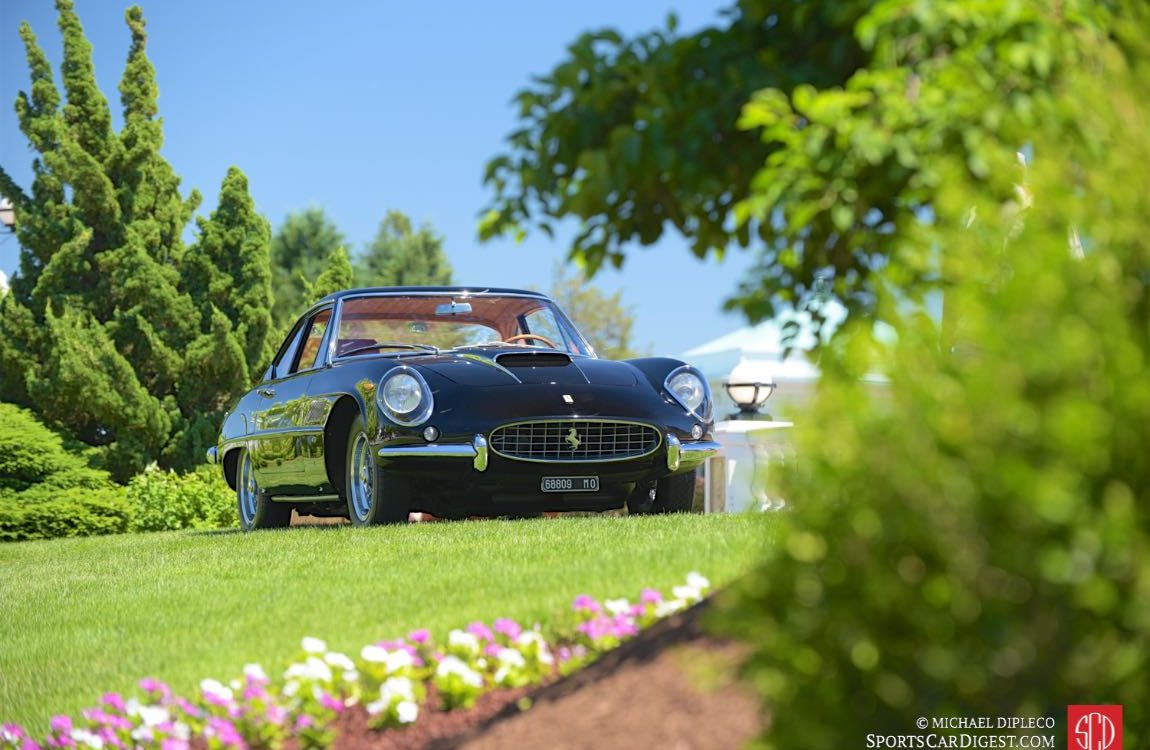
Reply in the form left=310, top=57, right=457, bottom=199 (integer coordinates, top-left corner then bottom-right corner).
left=330, top=600, right=763, bottom=750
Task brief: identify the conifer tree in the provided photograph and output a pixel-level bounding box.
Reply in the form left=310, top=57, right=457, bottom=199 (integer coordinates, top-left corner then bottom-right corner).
left=356, top=211, right=453, bottom=288
left=0, top=2, right=273, bottom=479
left=269, top=207, right=346, bottom=328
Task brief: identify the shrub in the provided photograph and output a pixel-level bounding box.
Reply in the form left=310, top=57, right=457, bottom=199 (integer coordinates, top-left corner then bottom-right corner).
left=126, top=465, right=237, bottom=532
left=0, top=487, right=132, bottom=542
left=0, top=403, right=109, bottom=494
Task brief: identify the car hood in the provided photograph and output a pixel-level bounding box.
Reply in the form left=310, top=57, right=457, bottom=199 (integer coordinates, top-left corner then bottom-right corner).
left=413, top=348, right=639, bottom=388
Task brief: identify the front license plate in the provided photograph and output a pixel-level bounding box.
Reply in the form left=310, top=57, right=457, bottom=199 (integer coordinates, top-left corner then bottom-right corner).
left=541, top=476, right=600, bottom=493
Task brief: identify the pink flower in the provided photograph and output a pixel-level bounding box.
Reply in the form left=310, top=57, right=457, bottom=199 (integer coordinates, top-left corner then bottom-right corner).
left=557, top=647, right=572, bottom=662
left=138, top=678, right=171, bottom=698
left=466, top=621, right=495, bottom=642
left=100, top=693, right=126, bottom=713
left=572, top=594, right=601, bottom=613
left=318, top=692, right=344, bottom=713
left=493, top=618, right=523, bottom=640
left=484, top=644, right=502, bottom=658
left=206, top=717, right=243, bottom=747
left=407, top=629, right=431, bottom=644
left=265, top=705, right=287, bottom=725
left=161, top=739, right=189, bottom=750
left=295, top=715, right=314, bottom=730
left=48, top=716, right=72, bottom=735
left=21, top=737, right=42, bottom=750
left=640, top=588, right=663, bottom=604
left=242, top=685, right=265, bottom=702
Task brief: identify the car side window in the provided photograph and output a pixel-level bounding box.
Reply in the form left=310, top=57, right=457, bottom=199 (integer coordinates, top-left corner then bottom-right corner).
left=523, top=307, right=570, bottom=351
left=292, top=308, right=333, bottom=374
left=270, top=321, right=308, bottom=380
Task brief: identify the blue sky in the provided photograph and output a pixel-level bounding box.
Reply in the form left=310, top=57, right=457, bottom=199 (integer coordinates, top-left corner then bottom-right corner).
left=0, top=0, right=757, bottom=356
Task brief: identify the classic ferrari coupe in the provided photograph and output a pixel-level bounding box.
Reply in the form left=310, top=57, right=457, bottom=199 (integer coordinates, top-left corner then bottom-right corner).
left=208, top=287, right=719, bottom=529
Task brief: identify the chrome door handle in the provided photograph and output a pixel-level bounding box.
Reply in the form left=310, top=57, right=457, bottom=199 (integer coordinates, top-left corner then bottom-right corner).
left=257, top=388, right=276, bottom=398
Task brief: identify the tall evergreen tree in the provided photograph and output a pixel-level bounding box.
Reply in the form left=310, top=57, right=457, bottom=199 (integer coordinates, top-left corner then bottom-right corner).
left=269, top=207, right=346, bottom=328
left=356, top=211, right=453, bottom=288
left=0, top=2, right=273, bottom=480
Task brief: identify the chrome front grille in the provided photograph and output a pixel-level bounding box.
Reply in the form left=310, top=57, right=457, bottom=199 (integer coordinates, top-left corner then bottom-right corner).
left=489, top=420, right=661, bottom=462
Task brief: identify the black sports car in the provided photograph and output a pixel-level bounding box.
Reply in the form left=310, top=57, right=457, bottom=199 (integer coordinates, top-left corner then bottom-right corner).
left=208, top=287, right=719, bottom=529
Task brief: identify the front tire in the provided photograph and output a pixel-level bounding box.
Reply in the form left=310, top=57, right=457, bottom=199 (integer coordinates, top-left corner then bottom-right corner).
left=346, top=415, right=411, bottom=525
left=236, top=449, right=292, bottom=530
left=650, top=471, right=698, bottom=514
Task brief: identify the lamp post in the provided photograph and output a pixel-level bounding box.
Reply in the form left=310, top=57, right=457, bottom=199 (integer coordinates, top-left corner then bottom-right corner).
left=723, top=359, right=777, bottom=420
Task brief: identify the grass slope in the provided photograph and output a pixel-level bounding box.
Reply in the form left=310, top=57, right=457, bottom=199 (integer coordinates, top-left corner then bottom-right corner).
left=0, top=514, right=770, bottom=730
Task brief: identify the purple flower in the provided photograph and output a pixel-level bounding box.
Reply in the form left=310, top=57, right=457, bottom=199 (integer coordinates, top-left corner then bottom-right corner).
left=493, top=618, right=522, bottom=640
left=484, top=644, right=502, bottom=658
left=2, top=724, right=25, bottom=739
left=557, top=647, right=572, bottom=663
left=206, top=717, right=244, bottom=747
left=318, top=691, right=344, bottom=713
left=295, top=715, right=314, bottom=730
left=466, top=621, right=495, bottom=642
left=629, top=604, right=647, bottom=617
left=242, top=686, right=265, bottom=702
left=407, top=629, right=431, bottom=644
left=48, top=716, right=72, bottom=736
left=640, top=588, right=663, bottom=604
left=265, top=705, right=287, bottom=725
left=174, top=698, right=202, bottom=719
left=161, top=740, right=189, bottom=750
left=21, top=738, right=42, bottom=750
left=100, top=693, right=126, bottom=713
left=138, top=678, right=171, bottom=698
left=572, top=594, right=602, bottom=613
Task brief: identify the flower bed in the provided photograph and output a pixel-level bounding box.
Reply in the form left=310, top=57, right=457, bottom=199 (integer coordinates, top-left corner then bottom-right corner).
left=0, top=573, right=711, bottom=750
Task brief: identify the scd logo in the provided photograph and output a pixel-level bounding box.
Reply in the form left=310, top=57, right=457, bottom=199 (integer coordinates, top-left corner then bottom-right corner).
left=1068, top=705, right=1122, bottom=750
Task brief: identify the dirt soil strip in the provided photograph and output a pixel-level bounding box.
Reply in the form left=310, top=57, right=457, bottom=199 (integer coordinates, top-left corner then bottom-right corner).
left=447, top=599, right=762, bottom=750
left=334, top=599, right=762, bottom=749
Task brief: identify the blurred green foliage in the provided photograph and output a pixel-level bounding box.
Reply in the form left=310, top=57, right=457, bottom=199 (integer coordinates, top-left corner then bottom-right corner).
left=711, top=2, right=1150, bottom=748
left=126, top=465, right=236, bottom=533
left=0, top=2, right=273, bottom=479
left=0, top=487, right=133, bottom=542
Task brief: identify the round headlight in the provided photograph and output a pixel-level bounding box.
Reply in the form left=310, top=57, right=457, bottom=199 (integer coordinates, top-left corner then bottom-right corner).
left=666, top=369, right=706, bottom=414
left=382, top=373, right=423, bottom=414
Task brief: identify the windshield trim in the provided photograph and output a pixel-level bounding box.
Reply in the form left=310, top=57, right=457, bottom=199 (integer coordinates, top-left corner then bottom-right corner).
left=322, top=291, right=595, bottom=367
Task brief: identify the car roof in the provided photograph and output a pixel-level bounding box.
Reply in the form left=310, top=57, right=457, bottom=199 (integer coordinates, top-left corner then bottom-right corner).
left=316, top=286, right=550, bottom=304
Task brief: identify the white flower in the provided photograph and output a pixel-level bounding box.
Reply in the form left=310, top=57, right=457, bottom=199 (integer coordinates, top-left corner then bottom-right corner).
left=301, top=637, right=327, bottom=654
left=343, top=669, right=359, bottom=683
left=686, top=572, right=711, bottom=591
left=130, top=726, right=153, bottom=743
left=70, top=729, right=104, bottom=749
left=284, top=657, right=333, bottom=683
left=0, top=727, right=19, bottom=743
left=361, top=645, right=388, bottom=663
left=171, top=722, right=191, bottom=741
left=673, top=585, right=703, bottom=602
left=380, top=676, right=415, bottom=703
left=655, top=598, right=687, bottom=618
left=135, top=704, right=169, bottom=727
left=385, top=649, right=415, bottom=674
left=605, top=598, right=631, bottom=616
left=396, top=700, right=419, bottom=724
left=243, top=663, right=268, bottom=682
left=365, top=698, right=387, bottom=716
left=199, top=678, right=233, bottom=702
left=497, top=648, right=526, bottom=668
left=436, top=655, right=483, bottom=687
left=516, top=630, right=546, bottom=649
left=448, top=629, right=480, bottom=653
left=283, top=680, right=300, bottom=698
left=324, top=651, right=355, bottom=671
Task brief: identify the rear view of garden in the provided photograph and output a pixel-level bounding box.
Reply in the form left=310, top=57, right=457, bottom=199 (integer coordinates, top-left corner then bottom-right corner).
left=4, top=0, right=1150, bottom=748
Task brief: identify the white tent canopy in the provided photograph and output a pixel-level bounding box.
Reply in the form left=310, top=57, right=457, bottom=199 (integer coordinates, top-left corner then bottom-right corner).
left=680, top=319, right=821, bottom=384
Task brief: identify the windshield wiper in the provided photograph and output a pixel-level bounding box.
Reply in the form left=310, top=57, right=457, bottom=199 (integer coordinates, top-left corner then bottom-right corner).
left=338, top=342, right=440, bottom=358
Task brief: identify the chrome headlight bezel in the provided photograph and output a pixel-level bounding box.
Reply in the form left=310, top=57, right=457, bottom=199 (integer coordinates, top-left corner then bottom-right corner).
left=664, top=365, right=712, bottom=422
left=377, top=366, right=434, bottom=427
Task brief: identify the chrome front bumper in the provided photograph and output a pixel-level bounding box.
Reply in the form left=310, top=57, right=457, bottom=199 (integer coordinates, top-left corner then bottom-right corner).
left=377, top=433, right=719, bottom=474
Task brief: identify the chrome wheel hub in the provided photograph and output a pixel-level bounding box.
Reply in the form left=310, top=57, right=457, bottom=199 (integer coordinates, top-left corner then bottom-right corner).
left=239, top=453, right=258, bottom=526
left=349, top=432, right=374, bottom=522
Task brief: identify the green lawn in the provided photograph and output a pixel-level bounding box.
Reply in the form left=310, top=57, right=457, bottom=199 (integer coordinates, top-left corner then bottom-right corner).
left=0, top=514, right=771, bottom=730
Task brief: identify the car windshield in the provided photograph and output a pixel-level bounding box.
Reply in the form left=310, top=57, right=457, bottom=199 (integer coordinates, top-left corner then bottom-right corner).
left=332, top=294, right=594, bottom=358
